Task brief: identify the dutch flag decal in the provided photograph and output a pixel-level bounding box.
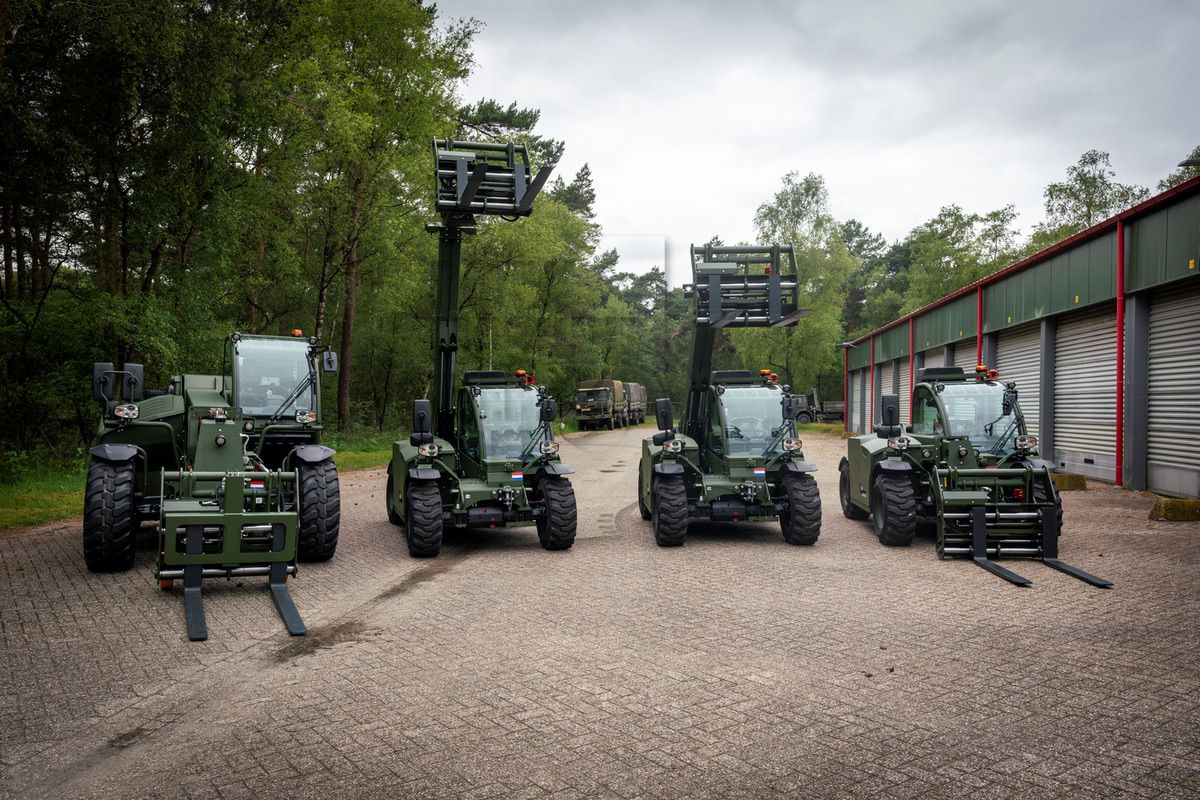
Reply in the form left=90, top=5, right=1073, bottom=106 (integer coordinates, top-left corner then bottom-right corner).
left=512, top=472, right=524, bottom=482
left=753, top=467, right=766, bottom=477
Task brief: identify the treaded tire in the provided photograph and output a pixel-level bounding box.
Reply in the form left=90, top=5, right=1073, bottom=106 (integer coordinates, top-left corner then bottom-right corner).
left=637, top=462, right=652, bottom=520
left=536, top=478, right=577, bottom=550
left=797, top=413, right=814, bottom=424
left=82, top=457, right=137, bottom=572
left=1032, top=484, right=1064, bottom=540
left=386, top=467, right=402, bottom=525
left=652, top=475, right=688, bottom=547
left=406, top=480, right=443, bottom=558
left=297, top=459, right=340, bottom=562
left=839, top=459, right=869, bottom=520
left=872, top=472, right=916, bottom=546
left=607, top=417, right=615, bottom=430
left=780, top=474, right=821, bottom=545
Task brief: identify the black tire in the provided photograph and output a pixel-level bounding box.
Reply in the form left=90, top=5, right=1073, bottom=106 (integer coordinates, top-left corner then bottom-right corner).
left=82, top=457, right=137, bottom=572
left=637, top=462, right=652, bottom=520
left=780, top=474, right=821, bottom=545
left=652, top=475, right=688, bottom=547
left=386, top=467, right=402, bottom=525
left=1033, top=483, right=1064, bottom=540
left=839, top=459, right=869, bottom=520
left=608, top=416, right=615, bottom=430
left=872, top=472, right=916, bottom=546
left=297, top=459, right=340, bottom=562
left=405, top=480, right=443, bottom=558
left=797, top=412, right=814, bottom=425
left=536, top=478, right=577, bottom=550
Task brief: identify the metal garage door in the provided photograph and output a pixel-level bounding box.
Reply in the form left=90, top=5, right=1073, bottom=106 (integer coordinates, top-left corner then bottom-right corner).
left=952, top=340, right=978, bottom=371
left=1147, top=284, right=1200, bottom=498
left=858, top=368, right=868, bottom=433
left=849, top=369, right=864, bottom=433
left=898, top=356, right=911, bottom=424
left=996, top=323, right=1041, bottom=438
left=879, top=361, right=895, bottom=423
left=922, top=346, right=945, bottom=370
left=1055, top=308, right=1116, bottom=481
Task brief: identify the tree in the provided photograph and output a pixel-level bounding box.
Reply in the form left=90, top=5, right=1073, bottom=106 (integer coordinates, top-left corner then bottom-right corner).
left=1158, top=145, right=1200, bottom=192
left=1035, top=149, right=1149, bottom=245
left=904, top=205, right=1020, bottom=310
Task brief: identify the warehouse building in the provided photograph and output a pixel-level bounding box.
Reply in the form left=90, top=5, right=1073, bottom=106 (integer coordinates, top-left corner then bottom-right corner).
left=844, top=175, right=1200, bottom=498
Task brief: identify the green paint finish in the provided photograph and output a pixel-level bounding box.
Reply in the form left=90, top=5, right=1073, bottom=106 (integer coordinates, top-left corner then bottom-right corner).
left=913, top=294, right=976, bottom=351
left=848, top=342, right=871, bottom=370
left=873, top=324, right=910, bottom=363
left=1128, top=192, right=1200, bottom=293
left=982, top=230, right=1116, bottom=333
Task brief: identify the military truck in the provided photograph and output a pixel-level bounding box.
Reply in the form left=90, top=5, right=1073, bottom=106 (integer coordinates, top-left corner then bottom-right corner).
left=626, top=382, right=647, bottom=425
left=839, top=366, right=1110, bottom=587
left=794, top=386, right=844, bottom=424
left=386, top=139, right=576, bottom=557
left=87, top=331, right=341, bottom=640
left=575, top=378, right=627, bottom=429
left=637, top=244, right=821, bottom=547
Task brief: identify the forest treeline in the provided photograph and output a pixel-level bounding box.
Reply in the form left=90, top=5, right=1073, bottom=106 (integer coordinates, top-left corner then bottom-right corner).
left=1, top=1, right=1197, bottom=476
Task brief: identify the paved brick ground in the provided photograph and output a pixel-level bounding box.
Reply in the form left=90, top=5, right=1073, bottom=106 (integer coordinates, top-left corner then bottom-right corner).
left=1, top=429, right=1198, bottom=799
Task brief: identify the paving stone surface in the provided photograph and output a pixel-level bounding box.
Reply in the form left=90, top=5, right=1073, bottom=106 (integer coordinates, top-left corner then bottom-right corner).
left=1, top=428, right=1198, bottom=799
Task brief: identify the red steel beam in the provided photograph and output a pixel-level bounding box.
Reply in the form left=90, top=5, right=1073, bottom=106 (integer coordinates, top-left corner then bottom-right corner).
left=869, top=336, right=875, bottom=426
left=843, top=347, right=848, bottom=433
left=1116, top=220, right=1125, bottom=487
left=975, top=286, right=983, bottom=367
left=908, top=318, right=914, bottom=423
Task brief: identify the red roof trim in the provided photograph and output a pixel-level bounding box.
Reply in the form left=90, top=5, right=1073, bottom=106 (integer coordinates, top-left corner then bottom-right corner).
left=849, top=173, right=1200, bottom=346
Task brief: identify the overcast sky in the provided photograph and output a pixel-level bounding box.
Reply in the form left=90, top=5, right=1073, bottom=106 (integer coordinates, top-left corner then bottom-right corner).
left=437, top=0, right=1199, bottom=285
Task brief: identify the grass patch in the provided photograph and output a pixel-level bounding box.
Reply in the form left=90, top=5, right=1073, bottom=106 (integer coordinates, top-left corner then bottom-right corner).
left=0, top=461, right=86, bottom=531
left=796, top=422, right=845, bottom=436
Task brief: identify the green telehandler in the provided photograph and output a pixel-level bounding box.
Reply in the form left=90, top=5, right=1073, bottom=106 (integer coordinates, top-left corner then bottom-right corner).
left=637, top=244, right=821, bottom=547
left=839, top=366, right=1110, bottom=587
left=87, top=331, right=341, bottom=640
left=386, top=139, right=577, bottom=557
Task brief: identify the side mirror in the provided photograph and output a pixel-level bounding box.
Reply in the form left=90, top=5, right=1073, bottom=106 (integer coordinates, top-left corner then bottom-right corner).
left=122, top=363, right=144, bottom=402
left=322, top=351, right=338, bottom=373
left=654, top=398, right=673, bottom=431
left=540, top=397, right=557, bottom=423
left=410, top=399, right=433, bottom=446
left=875, top=393, right=901, bottom=439
left=782, top=395, right=799, bottom=420
left=93, top=362, right=114, bottom=401
left=1002, top=389, right=1016, bottom=416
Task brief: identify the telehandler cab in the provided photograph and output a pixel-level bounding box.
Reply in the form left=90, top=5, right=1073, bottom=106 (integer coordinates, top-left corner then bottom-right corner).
left=87, top=331, right=341, bottom=640
left=638, top=244, right=821, bottom=547
left=839, top=366, right=1110, bottom=588
left=386, top=139, right=576, bottom=557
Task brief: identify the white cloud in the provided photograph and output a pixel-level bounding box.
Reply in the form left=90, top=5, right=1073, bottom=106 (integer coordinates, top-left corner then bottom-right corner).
left=440, top=0, right=1198, bottom=285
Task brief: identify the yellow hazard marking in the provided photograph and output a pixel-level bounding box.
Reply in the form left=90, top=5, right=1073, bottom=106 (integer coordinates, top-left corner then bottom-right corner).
left=1190, top=259, right=1196, bottom=270
left=1074, top=294, right=1080, bottom=303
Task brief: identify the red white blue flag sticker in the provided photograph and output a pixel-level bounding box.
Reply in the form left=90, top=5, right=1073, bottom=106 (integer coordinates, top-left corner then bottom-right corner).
left=753, top=467, right=766, bottom=477
left=511, top=472, right=524, bottom=482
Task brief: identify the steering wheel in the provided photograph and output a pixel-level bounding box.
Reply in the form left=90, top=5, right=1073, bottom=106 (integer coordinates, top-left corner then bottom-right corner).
left=729, top=417, right=764, bottom=437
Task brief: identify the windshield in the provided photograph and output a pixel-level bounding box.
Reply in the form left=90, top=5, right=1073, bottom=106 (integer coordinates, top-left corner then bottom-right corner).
left=235, top=338, right=314, bottom=418
left=720, top=385, right=786, bottom=457
left=576, top=389, right=611, bottom=404
left=477, top=386, right=542, bottom=460
left=940, top=382, right=1024, bottom=454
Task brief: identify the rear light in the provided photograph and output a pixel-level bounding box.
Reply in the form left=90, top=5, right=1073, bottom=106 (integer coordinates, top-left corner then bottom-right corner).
left=1012, top=487, right=1025, bottom=501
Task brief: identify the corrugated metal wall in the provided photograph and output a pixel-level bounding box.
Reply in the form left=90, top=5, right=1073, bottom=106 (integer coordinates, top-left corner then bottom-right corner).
left=996, top=323, right=1041, bottom=438
left=858, top=368, right=868, bottom=433
left=898, top=357, right=911, bottom=424
left=1147, top=284, right=1200, bottom=497
left=921, top=346, right=945, bottom=370
left=1054, top=309, right=1117, bottom=481
left=952, top=340, right=978, bottom=371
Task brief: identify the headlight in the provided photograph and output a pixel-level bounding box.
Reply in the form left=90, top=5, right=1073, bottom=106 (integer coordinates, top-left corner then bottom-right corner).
left=575, top=404, right=581, bottom=410
left=294, top=409, right=317, bottom=424
left=418, top=443, right=440, bottom=458
left=113, top=403, right=139, bottom=420
left=208, top=407, right=228, bottom=421
left=782, top=437, right=803, bottom=452
left=539, top=441, right=560, bottom=455
left=888, top=436, right=910, bottom=451
left=1015, top=435, right=1038, bottom=451
left=663, top=438, right=683, bottom=454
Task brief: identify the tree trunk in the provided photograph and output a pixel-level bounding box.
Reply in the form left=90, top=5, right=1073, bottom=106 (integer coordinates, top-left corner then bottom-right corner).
left=3, top=153, right=12, bottom=300
left=337, top=194, right=362, bottom=429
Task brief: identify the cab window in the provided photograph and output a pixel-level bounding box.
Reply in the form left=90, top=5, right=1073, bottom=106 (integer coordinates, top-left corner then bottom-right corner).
left=460, top=397, right=481, bottom=460
left=911, top=388, right=943, bottom=435
left=707, top=394, right=725, bottom=457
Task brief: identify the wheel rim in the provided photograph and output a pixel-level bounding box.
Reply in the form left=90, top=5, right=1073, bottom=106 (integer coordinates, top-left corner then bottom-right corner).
left=872, top=494, right=885, bottom=535
left=839, top=470, right=850, bottom=511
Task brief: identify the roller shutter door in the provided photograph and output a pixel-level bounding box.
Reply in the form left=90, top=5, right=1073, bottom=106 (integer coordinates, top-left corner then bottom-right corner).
left=1054, top=308, right=1116, bottom=481
left=996, top=323, right=1041, bottom=438
left=952, top=340, right=978, bottom=371
left=858, top=368, right=868, bottom=433
left=879, top=361, right=895, bottom=423
left=849, top=369, right=864, bottom=433
left=1147, top=284, right=1200, bottom=498
left=922, top=346, right=945, bottom=370
left=899, top=357, right=912, bottom=424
